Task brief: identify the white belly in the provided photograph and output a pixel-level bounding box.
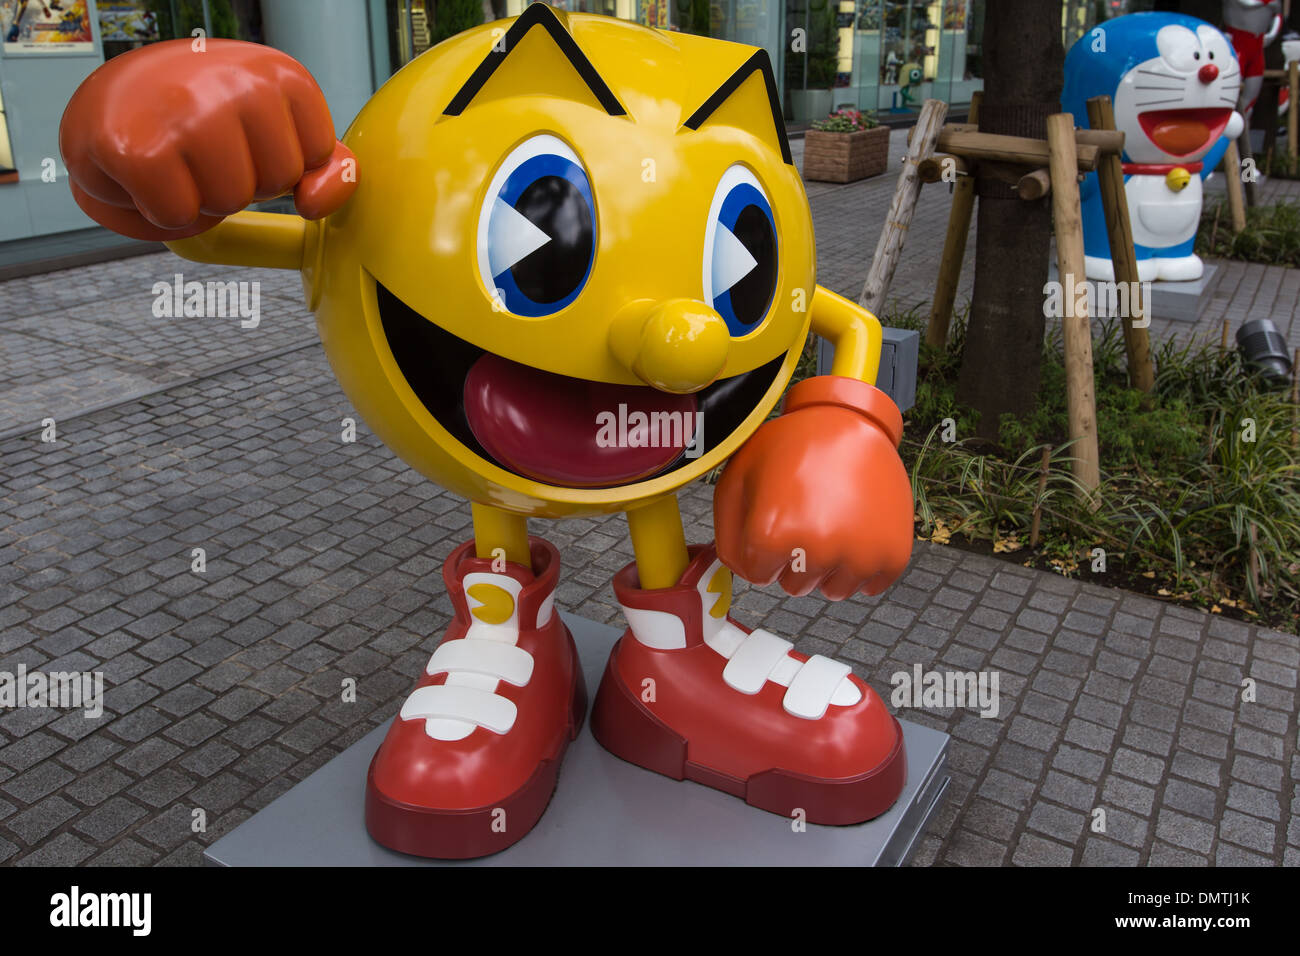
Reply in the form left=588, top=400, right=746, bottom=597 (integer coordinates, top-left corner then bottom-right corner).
left=1126, top=173, right=1202, bottom=249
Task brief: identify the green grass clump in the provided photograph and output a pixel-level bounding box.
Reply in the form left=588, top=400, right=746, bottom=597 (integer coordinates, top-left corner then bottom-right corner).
left=1196, top=199, right=1300, bottom=267
left=902, top=308, right=1300, bottom=628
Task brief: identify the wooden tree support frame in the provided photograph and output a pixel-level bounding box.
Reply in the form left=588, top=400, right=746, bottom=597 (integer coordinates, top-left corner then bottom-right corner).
left=924, top=93, right=980, bottom=351
left=1085, top=95, right=1154, bottom=396
left=1046, top=113, right=1102, bottom=498
left=912, top=105, right=1154, bottom=498
left=862, top=97, right=1159, bottom=497
left=1222, top=139, right=1248, bottom=235
left=858, top=98, right=949, bottom=317
left=1261, top=61, right=1300, bottom=161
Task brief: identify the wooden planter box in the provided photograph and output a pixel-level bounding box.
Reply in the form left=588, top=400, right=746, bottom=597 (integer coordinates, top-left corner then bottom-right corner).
left=802, top=126, right=891, bottom=183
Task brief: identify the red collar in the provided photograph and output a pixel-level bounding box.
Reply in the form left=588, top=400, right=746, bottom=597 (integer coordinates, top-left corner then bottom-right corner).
left=1122, top=162, right=1202, bottom=175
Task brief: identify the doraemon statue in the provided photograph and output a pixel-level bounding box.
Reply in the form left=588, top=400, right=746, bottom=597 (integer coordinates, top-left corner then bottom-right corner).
left=1063, top=12, right=1244, bottom=282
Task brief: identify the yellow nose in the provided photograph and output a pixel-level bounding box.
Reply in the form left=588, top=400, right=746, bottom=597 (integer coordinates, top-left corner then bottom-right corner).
left=608, top=298, right=731, bottom=394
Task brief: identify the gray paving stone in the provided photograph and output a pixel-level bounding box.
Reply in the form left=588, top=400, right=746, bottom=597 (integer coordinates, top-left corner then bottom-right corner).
left=1081, top=838, right=1141, bottom=867
left=87, top=838, right=163, bottom=866
left=1040, top=770, right=1099, bottom=813
left=1155, top=810, right=1216, bottom=855
left=1027, top=802, right=1086, bottom=844
left=1218, top=810, right=1277, bottom=855
left=1099, top=807, right=1151, bottom=850
left=1215, top=843, right=1274, bottom=866
left=978, top=769, right=1037, bottom=813
left=1225, top=781, right=1281, bottom=822
left=1111, top=748, right=1166, bottom=787
left=945, top=829, right=1010, bottom=867
left=12, top=832, right=96, bottom=866
left=5, top=795, right=80, bottom=845
left=1012, top=833, right=1074, bottom=867
left=1230, top=754, right=1284, bottom=790
left=1064, top=718, right=1115, bottom=753
left=73, top=796, right=149, bottom=842
left=1149, top=842, right=1209, bottom=866
left=1162, top=779, right=1218, bottom=820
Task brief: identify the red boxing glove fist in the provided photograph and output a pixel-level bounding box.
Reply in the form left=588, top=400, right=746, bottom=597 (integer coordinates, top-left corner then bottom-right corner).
left=715, top=375, right=914, bottom=600
left=60, top=38, right=357, bottom=241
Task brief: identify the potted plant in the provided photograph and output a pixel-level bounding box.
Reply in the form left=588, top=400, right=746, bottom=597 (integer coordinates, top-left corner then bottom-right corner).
left=802, top=108, right=891, bottom=183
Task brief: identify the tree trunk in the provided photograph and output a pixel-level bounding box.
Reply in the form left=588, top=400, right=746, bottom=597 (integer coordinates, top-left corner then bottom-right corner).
left=956, top=0, right=1065, bottom=442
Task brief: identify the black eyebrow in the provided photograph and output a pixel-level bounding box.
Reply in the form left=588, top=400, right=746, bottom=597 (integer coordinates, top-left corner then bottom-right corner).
left=443, top=2, right=626, bottom=117
left=681, top=49, right=793, bottom=166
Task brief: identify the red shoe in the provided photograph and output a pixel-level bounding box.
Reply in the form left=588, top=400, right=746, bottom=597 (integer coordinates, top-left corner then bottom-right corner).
left=365, top=537, right=586, bottom=858
left=591, top=544, right=905, bottom=825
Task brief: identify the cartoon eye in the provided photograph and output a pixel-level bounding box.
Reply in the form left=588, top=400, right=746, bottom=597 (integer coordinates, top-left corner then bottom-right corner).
left=477, top=134, right=595, bottom=317
left=1155, top=24, right=1201, bottom=72
left=1197, top=26, right=1233, bottom=65
left=703, top=164, right=777, bottom=336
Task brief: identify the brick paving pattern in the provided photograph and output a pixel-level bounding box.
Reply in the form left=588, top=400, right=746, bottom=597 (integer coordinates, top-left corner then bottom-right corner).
left=0, top=131, right=1296, bottom=867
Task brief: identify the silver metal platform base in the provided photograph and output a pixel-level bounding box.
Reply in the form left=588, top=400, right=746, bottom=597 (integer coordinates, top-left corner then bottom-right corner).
left=1049, top=262, right=1220, bottom=324
left=204, top=614, right=950, bottom=867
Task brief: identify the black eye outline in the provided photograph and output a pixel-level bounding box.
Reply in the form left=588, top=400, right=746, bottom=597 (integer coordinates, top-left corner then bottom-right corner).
left=476, top=134, right=596, bottom=317
left=702, top=164, right=778, bottom=337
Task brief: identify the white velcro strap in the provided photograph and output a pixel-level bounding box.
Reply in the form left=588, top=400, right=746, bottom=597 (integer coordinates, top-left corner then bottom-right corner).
left=400, top=685, right=517, bottom=735
left=723, top=629, right=794, bottom=695
left=426, top=640, right=534, bottom=687
left=783, top=656, right=853, bottom=720
left=624, top=606, right=687, bottom=649
left=704, top=619, right=748, bottom=660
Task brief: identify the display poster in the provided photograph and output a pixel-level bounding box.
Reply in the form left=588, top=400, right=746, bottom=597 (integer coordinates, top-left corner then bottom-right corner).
left=98, top=1, right=159, bottom=43
left=2, top=0, right=95, bottom=54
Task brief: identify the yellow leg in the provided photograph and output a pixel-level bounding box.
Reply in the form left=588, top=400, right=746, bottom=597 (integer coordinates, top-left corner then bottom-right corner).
left=471, top=502, right=530, bottom=566
left=626, top=495, right=690, bottom=589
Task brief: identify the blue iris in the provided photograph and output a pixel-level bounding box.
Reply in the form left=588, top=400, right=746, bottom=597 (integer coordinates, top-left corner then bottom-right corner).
left=709, top=181, right=777, bottom=336
left=486, top=152, right=595, bottom=317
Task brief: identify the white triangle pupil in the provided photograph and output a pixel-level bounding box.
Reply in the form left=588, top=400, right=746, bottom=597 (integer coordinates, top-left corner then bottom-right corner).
left=712, top=222, right=758, bottom=299
left=489, top=197, right=552, bottom=277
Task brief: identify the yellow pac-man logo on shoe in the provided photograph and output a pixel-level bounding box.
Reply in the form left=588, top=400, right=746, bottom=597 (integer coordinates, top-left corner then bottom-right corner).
left=706, top=565, right=732, bottom=619
left=467, top=583, right=515, bottom=625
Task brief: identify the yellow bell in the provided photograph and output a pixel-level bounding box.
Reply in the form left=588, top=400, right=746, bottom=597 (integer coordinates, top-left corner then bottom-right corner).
left=1166, top=167, right=1191, bottom=192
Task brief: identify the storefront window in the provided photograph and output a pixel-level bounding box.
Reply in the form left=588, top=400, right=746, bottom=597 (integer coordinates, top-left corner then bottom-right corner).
left=98, top=1, right=264, bottom=61
left=406, top=0, right=1146, bottom=127
left=784, top=1, right=984, bottom=124
left=783, top=0, right=838, bottom=123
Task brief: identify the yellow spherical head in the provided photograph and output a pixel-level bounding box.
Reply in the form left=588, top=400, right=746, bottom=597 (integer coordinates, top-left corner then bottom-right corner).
left=308, top=6, right=815, bottom=518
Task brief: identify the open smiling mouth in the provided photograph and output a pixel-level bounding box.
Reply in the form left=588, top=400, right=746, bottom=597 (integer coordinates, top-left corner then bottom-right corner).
left=375, top=281, right=785, bottom=489
left=1138, top=107, right=1233, bottom=157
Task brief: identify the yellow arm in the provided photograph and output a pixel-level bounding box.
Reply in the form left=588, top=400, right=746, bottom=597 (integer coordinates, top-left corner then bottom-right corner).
left=164, top=210, right=308, bottom=271
left=808, top=285, right=883, bottom=386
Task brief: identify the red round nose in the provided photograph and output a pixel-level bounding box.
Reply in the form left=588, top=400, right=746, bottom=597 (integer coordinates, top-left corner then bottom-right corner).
left=1198, top=63, right=1219, bottom=84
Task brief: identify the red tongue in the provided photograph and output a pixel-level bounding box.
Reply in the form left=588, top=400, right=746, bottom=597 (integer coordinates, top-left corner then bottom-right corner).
left=1138, top=108, right=1230, bottom=157
left=464, top=352, right=699, bottom=487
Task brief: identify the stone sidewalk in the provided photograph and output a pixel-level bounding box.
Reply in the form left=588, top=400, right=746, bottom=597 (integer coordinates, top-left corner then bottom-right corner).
left=0, top=137, right=1297, bottom=867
